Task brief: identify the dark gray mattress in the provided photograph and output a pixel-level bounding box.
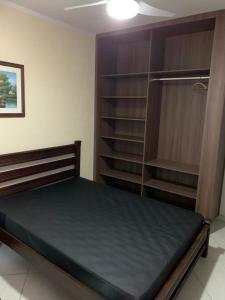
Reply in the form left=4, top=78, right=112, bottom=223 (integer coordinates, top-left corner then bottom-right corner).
left=0, top=178, right=204, bottom=300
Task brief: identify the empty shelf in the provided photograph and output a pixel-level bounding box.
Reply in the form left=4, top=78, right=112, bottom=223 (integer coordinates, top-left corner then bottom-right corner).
left=145, top=159, right=199, bottom=175
left=101, top=72, right=149, bottom=79
left=100, top=169, right=142, bottom=184
left=100, top=152, right=143, bottom=164
left=101, top=134, right=144, bottom=143
left=101, top=116, right=146, bottom=122
left=144, top=179, right=197, bottom=199
left=101, top=96, right=147, bottom=100
left=150, top=68, right=210, bottom=77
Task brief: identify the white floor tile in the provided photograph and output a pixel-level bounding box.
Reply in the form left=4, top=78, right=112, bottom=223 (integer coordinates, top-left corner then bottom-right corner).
left=0, top=244, right=29, bottom=275
left=177, top=272, right=212, bottom=300
left=210, top=220, right=225, bottom=248
left=200, top=237, right=225, bottom=270
left=194, top=258, right=225, bottom=300
left=193, top=220, right=225, bottom=300
left=27, top=264, right=39, bottom=274
left=0, top=274, right=26, bottom=300
left=210, top=219, right=225, bottom=234
left=20, top=273, right=74, bottom=300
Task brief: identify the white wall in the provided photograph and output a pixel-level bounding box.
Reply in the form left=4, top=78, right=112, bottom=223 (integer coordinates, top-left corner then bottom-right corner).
left=0, top=4, right=95, bottom=179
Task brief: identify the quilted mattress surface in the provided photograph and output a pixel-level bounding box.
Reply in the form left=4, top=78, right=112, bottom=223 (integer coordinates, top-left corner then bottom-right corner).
left=0, top=177, right=203, bottom=300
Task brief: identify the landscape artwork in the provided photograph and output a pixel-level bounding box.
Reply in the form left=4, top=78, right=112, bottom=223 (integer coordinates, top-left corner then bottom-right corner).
left=0, top=61, right=25, bottom=117
left=0, top=71, right=17, bottom=109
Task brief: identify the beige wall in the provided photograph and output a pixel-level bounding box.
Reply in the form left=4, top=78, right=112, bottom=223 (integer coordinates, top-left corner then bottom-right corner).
left=0, top=4, right=95, bottom=180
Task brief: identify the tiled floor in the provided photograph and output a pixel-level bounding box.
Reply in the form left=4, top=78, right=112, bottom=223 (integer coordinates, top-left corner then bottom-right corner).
left=0, top=218, right=225, bottom=300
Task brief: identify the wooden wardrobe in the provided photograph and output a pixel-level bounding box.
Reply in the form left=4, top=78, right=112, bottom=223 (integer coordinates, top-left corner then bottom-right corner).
left=95, top=10, right=225, bottom=221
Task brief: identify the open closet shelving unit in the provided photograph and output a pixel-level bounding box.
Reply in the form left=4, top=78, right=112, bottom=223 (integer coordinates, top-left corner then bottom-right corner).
left=95, top=11, right=225, bottom=220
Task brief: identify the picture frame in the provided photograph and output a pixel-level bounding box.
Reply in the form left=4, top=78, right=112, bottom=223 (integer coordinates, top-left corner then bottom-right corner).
left=0, top=61, right=25, bottom=118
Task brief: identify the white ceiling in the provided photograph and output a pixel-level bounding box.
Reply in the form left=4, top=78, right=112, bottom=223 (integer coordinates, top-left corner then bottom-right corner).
left=2, top=0, right=225, bottom=34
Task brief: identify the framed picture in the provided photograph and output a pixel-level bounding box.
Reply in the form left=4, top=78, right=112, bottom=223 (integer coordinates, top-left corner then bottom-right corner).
left=0, top=61, right=25, bottom=118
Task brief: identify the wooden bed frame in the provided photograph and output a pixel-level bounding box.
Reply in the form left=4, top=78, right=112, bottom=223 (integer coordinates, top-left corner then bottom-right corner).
left=0, top=141, right=209, bottom=300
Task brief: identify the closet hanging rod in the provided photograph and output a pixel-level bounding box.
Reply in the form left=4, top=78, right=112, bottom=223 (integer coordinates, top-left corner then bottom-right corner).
left=150, top=76, right=210, bottom=82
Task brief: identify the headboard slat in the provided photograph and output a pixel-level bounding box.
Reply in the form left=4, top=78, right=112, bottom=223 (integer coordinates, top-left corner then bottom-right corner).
left=0, top=158, right=75, bottom=184
left=0, top=141, right=81, bottom=196
left=0, top=170, right=75, bottom=196
left=0, top=145, right=75, bottom=167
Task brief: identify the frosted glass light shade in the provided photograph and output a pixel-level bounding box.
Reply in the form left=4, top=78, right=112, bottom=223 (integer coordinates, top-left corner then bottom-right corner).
left=107, top=0, right=139, bottom=20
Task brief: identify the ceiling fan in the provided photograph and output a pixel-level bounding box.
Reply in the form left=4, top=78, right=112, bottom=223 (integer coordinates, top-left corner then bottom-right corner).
left=64, top=0, right=175, bottom=20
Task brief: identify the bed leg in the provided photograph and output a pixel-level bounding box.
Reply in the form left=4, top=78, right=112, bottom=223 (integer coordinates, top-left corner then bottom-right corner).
left=202, top=244, right=209, bottom=258
left=202, top=224, right=210, bottom=258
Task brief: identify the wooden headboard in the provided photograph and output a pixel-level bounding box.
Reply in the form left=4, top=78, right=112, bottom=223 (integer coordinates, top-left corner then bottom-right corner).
left=0, top=141, right=81, bottom=196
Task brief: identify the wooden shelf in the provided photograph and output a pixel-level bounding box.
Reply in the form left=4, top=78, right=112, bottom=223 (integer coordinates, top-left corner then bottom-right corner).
left=144, top=179, right=197, bottom=199
left=101, top=72, right=149, bottom=79
left=145, top=159, right=199, bottom=175
left=101, top=96, right=147, bottom=100
left=100, top=152, right=143, bottom=164
left=101, top=134, right=144, bottom=143
left=101, top=69, right=210, bottom=79
left=101, top=116, right=146, bottom=122
left=100, top=169, right=142, bottom=184
left=150, top=68, right=210, bottom=77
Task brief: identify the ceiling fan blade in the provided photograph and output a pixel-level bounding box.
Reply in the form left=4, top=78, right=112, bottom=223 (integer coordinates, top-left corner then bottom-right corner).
left=64, top=0, right=108, bottom=11
left=139, top=1, right=175, bottom=17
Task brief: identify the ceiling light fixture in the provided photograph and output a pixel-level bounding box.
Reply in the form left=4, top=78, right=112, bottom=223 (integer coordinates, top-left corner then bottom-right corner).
left=64, top=1, right=175, bottom=21
left=107, top=0, right=139, bottom=20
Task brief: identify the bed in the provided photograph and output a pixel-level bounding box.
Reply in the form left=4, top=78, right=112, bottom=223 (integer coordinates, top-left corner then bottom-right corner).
left=0, top=141, right=209, bottom=300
